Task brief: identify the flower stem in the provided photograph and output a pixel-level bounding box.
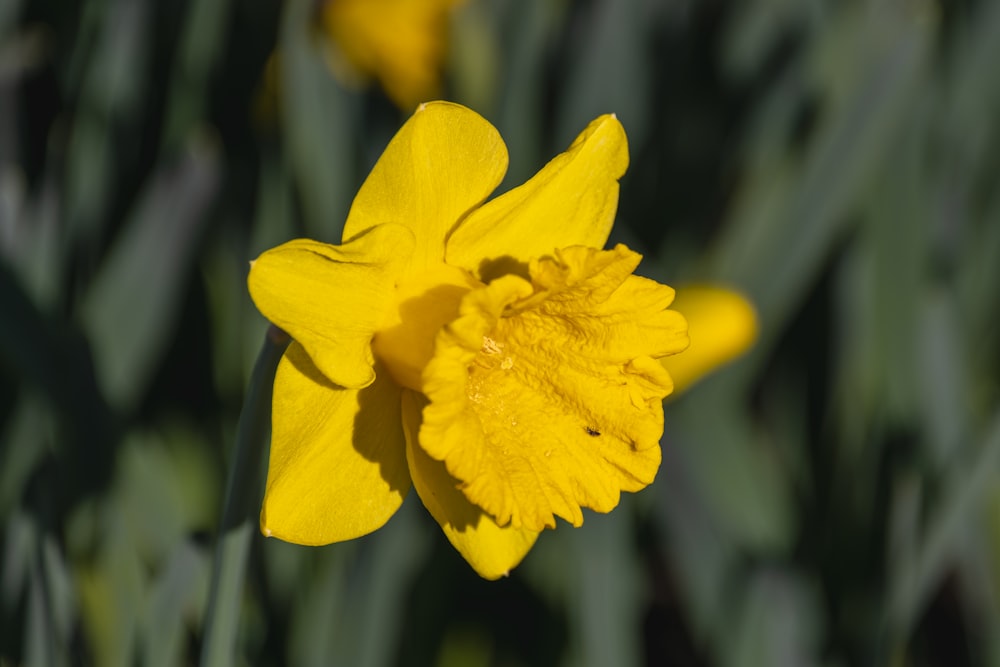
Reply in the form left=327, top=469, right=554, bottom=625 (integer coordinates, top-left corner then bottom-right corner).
left=200, top=326, right=289, bottom=667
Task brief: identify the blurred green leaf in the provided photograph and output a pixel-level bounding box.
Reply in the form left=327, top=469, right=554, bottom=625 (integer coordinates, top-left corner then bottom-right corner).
left=162, top=0, right=232, bottom=151
left=862, top=116, right=929, bottom=427
left=567, top=507, right=642, bottom=667
left=287, top=545, right=354, bottom=667
left=25, top=560, right=60, bottom=667
left=0, top=0, right=23, bottom=38
left=721, top=0, right=818, bottom=82
left=111, top=429, right=220, bottom=563
left=916, top=289, right=970, bottom=464
left=0, top=396, right=50, bottom=522
left=493, top=0, right=564, bottom=186
left=671, top=380, right=795, bottom=555
left=710, top=6, right=933, bottom=354
left=887, top=409, right=1000, bottom=640
left=725, top=570, right=821, bottom=667
left=556, top=0, right=651, bottom=150
left=0, top=168, right=61, bottom=308
left=288, top=498, right=430, bottom=667
left=278, top=0, right=356, bottom=241
left=64, top=0, right=151, bottom=247
left=80, top=132, right=220, bottom=411
left=24, top=529, right=75, bottom=667
left=2, top=508, right=33, bottom=612
left=943, top=0, right=1000, bottom=139
left=76, top=510, right=143, bottom=667
left=654, top=431, right=738, bottom=643
left=143, top=540, right=209, bottom=667
left=0, top=259, right=116, bottom=456
left=351, top=500, right=431, bottom=667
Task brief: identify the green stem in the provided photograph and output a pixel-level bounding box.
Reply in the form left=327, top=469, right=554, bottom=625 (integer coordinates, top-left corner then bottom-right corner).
left=200, top=327, right=289, bottom=667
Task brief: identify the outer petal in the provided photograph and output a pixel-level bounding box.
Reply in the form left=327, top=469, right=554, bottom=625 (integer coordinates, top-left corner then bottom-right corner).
left=248, top=224, right=413, bottom=389
left=261, top=342, right=410, bottom=544
left=401, top=391, right=539, bottom=580
left=660, top=285, right=758, bottom=394
left=446, top=114, right=628, bottom=280
left=342, top=101, right=508, bottom=273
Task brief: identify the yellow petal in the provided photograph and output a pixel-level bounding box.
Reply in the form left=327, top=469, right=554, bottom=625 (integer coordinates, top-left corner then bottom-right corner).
left=402, top=391, right=539, bottom=579
left=261, top=342, right=410, bottom=544
left=660, top=285, right=758, bottom=394
left=447, top=114, right=628, bottom=280
left=247, top=224, right=414, bottom=389
left=420, top=244, right=687, bottom=532
left=341, top=101, right=508, bottom=274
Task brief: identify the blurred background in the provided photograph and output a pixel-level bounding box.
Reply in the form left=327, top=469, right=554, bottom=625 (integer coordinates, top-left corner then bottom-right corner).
left=2, top=0, right=1000, bottom=664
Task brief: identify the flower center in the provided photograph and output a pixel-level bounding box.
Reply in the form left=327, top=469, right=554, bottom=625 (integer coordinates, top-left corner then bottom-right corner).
left=371, top=263, right=481, bottom=392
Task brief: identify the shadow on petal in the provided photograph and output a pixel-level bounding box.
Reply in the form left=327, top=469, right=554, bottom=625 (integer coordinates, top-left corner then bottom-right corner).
left=402, top=391, right=479, bottom=532
left=285, top=344, right=409, bottom=497
left=401, top=390, right=539, bottom=579
left=473, top=254, right=530, bottom=284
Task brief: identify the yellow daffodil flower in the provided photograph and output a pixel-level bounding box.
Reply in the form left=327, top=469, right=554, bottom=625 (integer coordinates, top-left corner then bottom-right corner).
left=248, top=101, right=755, bottom=579
left=319, top=0, right=462, bottom=109
left=661, top=285, right=758, bottom=394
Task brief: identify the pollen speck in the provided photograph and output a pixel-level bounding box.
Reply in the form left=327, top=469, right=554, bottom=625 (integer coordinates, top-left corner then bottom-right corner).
left=501, top=356, right=513, bottom=370
left=482, top=336, right=503, bottom=355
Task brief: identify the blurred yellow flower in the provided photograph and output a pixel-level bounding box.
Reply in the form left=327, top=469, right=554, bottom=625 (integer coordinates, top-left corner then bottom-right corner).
left=662, top=285, right=758, bottom=394
left=248, top=102, right=755, bottom=579
left=319, top=0, right=462, bottom=109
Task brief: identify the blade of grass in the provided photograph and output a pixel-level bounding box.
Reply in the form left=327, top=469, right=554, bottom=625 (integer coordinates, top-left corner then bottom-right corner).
left=288, top=544, right=354, bottom=666
left=569, top=506, right=641, bottom=667
left=279, top=0, right=355, bottom=241
left=144, top=540, right=209, bottom=667
left=556, top=0, right=651, bottom=151
left=25, top=556, right=58, bottom=667
left=885, top=408, right=1000, bottom=642
left=199, top=326, right=288, bottom=667
left=724, top=569, right=821, bottom=667
left=76, top=509, right=143, bottom=667
left=23, top=525, right=74, bottom=667
left=288, top=498, right=429, bottom=667
left=0, top=396, right=50, bottom=522
left=708, top=8, right=932, bottom=362
left=161, top=0, right=232, bottom=151
left=64, top=0, right=150, bottom=248
left=492, top=0, right=563, bottom=186
left=354, top=499, right=430, bottom=667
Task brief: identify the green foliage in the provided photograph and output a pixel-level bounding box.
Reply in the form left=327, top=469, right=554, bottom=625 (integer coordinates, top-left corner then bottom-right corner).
left=2, top=0, right=999, bottom=665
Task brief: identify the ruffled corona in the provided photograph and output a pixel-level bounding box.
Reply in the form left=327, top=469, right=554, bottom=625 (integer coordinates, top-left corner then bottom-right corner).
left=419, top=245, right=688, bottom=531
